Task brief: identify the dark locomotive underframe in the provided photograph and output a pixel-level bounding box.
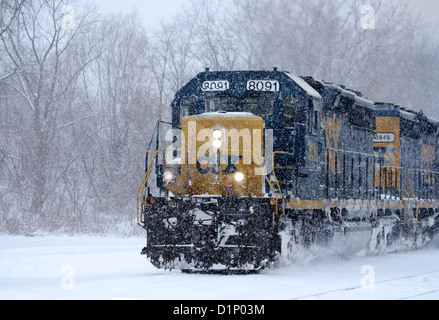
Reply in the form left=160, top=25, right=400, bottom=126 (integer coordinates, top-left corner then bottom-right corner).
left=141, top=197, right=280, bottom=272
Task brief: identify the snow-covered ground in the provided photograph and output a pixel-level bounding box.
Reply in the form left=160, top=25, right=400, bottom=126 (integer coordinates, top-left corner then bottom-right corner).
left=1, top=235, right=439, bottom=300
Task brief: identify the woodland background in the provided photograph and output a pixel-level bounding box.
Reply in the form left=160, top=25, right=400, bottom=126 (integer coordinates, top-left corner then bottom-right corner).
left=1, top=0, right=438, bottom=235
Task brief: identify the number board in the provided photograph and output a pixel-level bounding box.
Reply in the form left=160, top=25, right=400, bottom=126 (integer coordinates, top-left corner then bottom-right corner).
left=201, top=80, right=230, bottom=92
left=247, top=80, right=280, bottom=92
left=373, top=133, right=395, bottom=143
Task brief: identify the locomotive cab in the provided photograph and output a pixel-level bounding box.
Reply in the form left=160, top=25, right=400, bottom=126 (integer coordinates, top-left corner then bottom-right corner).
left=162, top=70, right=322, bottom=199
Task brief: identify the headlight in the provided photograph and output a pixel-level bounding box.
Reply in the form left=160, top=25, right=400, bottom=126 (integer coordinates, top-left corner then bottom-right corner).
left=213, top=129, right=222, bottom=149
left=213, top=139, right=222, bottom=149
left=234, top=172, right=245, bottom=182
left=163, top=171, right=174, bottom=182
left=213, top=129, right=222, bottom=139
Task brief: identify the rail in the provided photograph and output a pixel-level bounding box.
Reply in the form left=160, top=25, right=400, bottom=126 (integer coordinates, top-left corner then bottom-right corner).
left=252, top=154, right=283, bottom=228
left=272, top=151, right=295, bottom=225
left=144, top=120, right=172, bottom=172
left=407, top=168, right=439, bottom=221
left=407, top=169, right=419, bottom=221
left=137, top=120, right=172, bottom=225
left=401, top=183, right=412, bottom=224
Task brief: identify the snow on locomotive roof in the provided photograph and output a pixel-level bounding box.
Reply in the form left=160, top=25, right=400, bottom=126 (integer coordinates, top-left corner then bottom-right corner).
left=300, top=75, right=374, bottom=108
left=375, top=102, right=439, bottom=127
left=197, top=112, right=257, bottom=117
left=284, top=73, right=322, bottom=100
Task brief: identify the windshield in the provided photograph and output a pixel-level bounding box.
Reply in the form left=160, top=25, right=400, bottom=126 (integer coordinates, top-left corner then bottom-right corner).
left=205, top=96, right=238, bottom=113
left=204, top=95, right=274, bottom=116
left=283, top=95, right=301, bottom=127
left=242, top=96, right=274, bottom=116
left=178, top=96, right=197, bottom=127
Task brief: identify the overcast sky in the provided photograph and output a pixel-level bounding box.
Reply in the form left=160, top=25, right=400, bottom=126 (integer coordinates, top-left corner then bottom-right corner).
left=84, top=0, right=185, bottom=26
left=409, top=0, right=439, bottom=23
left=83, top=0, right=439, bottom=26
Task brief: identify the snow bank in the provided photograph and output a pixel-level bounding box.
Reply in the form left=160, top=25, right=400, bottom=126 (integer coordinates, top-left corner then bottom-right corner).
left=1, top=236, right=439, bottom=300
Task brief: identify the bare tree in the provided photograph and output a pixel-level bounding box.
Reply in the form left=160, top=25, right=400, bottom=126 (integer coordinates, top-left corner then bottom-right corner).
left=0, top=0, right=25, bottom=81
left=0, top=0, right=101, bottom=217
left=147, top=14, right=197, bottom=117
left=82, top=12, right=156, bottom=223
left=228, top=0, right=439, bottom=116
left=1, top=0, right=438, bottom=235
left=0, top=0, right=25, bottom=37
left=187, top=0, right=241, bottom=70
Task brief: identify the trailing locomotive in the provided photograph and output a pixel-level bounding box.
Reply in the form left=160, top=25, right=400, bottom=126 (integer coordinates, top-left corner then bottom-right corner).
left=137, top=69, right=439, bottom=273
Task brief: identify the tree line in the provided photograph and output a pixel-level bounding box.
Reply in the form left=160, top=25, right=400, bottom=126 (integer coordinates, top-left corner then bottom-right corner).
left=0, top=0, right=437, bottom=235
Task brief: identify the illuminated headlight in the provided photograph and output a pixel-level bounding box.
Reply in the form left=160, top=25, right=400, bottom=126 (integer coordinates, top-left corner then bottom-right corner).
left=163, top=171, right=174, bottom=182
left=213, top=139, right=222, bottom=149
left=234, top=172, right=245, bottom=183
left=213, top=129, right=222, bottom=139
left=212, top=129, right=222, bottom=149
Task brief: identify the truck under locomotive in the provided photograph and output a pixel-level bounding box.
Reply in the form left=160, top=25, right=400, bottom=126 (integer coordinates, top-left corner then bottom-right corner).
left=137, top=69, right=439, bottom=273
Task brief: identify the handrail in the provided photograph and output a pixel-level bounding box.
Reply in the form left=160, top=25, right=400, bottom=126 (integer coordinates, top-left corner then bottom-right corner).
left=144, top=120, right=172, bottom=173
left=137, top=150, right=152, bottom=224
left=271, top=151, right=293, bottom=226
left=137, top=149, right=165, bottom=225
left=407, top=168, right=439, bottom=222
left=252, top=155, right=282, bottom=228
left=272, top=151, right=286, bottom=194
left=408, top=169, right=419, bottom=221
left=401, top=183, right=411, bottom=224
left=146, top=120, right=172, bottom=151
left=138, top=120, right=172, bottom=225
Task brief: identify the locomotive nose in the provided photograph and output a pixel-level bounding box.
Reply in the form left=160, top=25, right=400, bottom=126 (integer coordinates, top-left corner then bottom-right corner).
left=180, top=113, right=264, bottom=198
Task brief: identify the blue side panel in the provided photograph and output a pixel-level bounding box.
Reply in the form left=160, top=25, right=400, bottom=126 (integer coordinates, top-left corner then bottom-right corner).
left=375, top=109, right=400, bottom=117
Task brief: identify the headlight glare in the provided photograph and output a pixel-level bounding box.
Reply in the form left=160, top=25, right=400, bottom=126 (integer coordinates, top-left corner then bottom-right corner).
left=234, top=172, right=245, bottom=182
left=213, top=139, right=222, bottom=149
left=213, top=129, right=222, bottom=139
left=163, top=171, right=174, bottom=182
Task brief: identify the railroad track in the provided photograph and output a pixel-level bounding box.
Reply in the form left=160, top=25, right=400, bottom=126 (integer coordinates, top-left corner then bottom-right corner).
left=294, top=270, right=439, bottom=300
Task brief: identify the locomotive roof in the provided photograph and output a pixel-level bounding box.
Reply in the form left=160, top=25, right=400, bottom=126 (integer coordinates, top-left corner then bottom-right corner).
left=301, top=76, right=375, bottom=110
left=283, top=73, right=322, bottom=99
left=196, top=112, right=257, bottom=117
left=375, top=102, right=439, bottom=123
left=173, top=70, right=322, bottom=101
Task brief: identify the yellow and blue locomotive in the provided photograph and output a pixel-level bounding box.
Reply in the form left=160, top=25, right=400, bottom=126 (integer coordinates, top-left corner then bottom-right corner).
left=137, top=69, right=439, bottom=273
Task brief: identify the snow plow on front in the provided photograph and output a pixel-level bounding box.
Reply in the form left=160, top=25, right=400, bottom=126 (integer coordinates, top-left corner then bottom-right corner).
left=140, top=197, right=277, bottom=273
left=137, top=69, right=439, bottom=274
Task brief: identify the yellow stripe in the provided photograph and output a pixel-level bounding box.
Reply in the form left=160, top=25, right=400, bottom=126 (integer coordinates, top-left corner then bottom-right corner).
left=286, top=199, right=439, bottom=211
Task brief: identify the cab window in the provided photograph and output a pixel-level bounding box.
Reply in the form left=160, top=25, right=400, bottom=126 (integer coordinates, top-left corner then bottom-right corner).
left=178, top=96, right=197, bottom=127
left=243, top=96, right=274, bottom=116
left=283, top=95, right=301, bottom=128
left=205, top=96, right=237, bottom=113
left=308, top=98, right=319, bottom=134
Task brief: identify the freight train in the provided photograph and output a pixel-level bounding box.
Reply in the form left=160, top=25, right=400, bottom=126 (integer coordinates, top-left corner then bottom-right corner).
left=137, top=69, right=439, bottom=273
